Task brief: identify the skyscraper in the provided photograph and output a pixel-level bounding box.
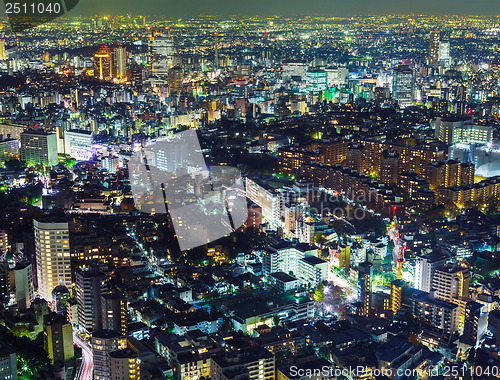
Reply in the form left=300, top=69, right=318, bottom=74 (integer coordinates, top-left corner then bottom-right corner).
left=20, top=130, right=58, bottom=167
left=429, top=30, right=440, bottom=64
left=149, top=27, right=175, bottom=77
left=357, top=261, right=373, bottom=317
left=76, top=265, right=106, bottom=333
left=112, top=46, right=127, bottom=81
left=34, top=219, right=71, bottom=303
left=392, top=65, right=414, bottom=109
left=94, top=46, right=113, bottom=81
left=167, top=66, right=183, bottom=92
left=431, top=264, right=470, bottom=302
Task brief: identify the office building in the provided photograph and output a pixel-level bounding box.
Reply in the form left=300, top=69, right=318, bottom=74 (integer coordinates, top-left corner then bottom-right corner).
left=167, top=66, right=183, bottom=92
left=358, top=261, right=373, bottom=317
left=101, top=293, right=127, bottom=335
left=392, top=65, right=414, bottom=108
left=434, top=116, right=493, bottom=145
left=34, top=219, right=71, bottom=303
left=14, top=261, right=33, bottom=310
left=429, top=31, right=440, bottom=64
left=112, top=46, right=127, bottom=81
left=305, top=68, right=327, bottom=93
left=282, top=60, right=308, bottom=81
left=20, top=130, right=58, bottom=167
left=149, top=27, right=175, bottom=77
left=64, top=129, right=93, bottom=161
left=43, top=312, right=74, bottom=364
left=76, top=265, right=106, bottom=333
left=94, top=46, right=113, bottom=81
left=92, top=330, right=126, bottom=380
left=109, top=348, right=141, bottom=380
left=413, top=254, right=447, bottom=293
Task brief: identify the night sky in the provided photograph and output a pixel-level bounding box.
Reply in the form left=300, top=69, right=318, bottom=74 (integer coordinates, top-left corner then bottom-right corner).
left=67, top=0, right=500, bottom=17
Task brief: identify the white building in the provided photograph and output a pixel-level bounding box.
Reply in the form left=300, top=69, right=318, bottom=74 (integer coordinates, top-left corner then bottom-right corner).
left=64, top=129, right=93, bottom=160
left=34, top=219, right=71, bottom=303
left=413, top=254, right=447, bottom=293
left=298, top=256, right=328, bottom=288
left=14, top=261, right=34, bottom=310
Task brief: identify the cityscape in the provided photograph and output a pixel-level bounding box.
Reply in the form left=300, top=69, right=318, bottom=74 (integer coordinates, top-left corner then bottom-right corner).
left=0, top=8, right=499, bottom=380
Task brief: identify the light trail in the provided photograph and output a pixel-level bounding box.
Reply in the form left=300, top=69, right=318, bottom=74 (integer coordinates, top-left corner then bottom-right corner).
left=74, top=332, right=93, bottom=380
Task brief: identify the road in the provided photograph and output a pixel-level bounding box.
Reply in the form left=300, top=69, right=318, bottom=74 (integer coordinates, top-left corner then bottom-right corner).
left=329, top=269, right=357, bottom=297
left=74, top=332, right=93, bottom=380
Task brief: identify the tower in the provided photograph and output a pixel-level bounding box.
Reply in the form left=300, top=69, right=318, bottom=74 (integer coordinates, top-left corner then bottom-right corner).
left=101, top=293, right=127, bottom=335
left=14, top=261, right=34, bottom=310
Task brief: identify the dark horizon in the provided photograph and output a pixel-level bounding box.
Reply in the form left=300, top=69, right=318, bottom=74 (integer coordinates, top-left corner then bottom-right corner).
left=61, top=0, right=500, bottom=18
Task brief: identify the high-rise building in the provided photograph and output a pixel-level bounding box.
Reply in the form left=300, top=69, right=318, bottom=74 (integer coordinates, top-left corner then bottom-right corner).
left=431, top=264, right=470, bottom=303
left=101, top=293, right=127, bottom=335
left=357, top=261, right=373, bottom=317
left=0, top=39, right=6, bottom=61
left=392, top=65, right=414, bottom=109
left=413, top=254, right=447, bottom=293
left=43, top=312, right=74, bottom=364
left=0, top=341, right=17, bottom=380
left=0, top=261, right=9, bottom=307
left=380, top=150, right=399, bottom=185
left=390, top=279, right=405, bottom=315
left=149, top=27, right=175, bottom=77
left=34, top=219, right=71, bottom=303
left=20, top=130, right=58, bottom=167
left=76, top=265, right=106, bottom=333
left=429, top=31, right=440, bottom=64
left=14, top=261, right=34, bottom=310
left=94, top=46, right=113, bottom=81
left=438, top=39, right=451, bottom=67
left=112, top=46, right=127, bottom=81
left=109, top=348, right=141, bottom=380
left=167, top=66, right=183, bottom=92
left=92, top=330, right=126, bottom=380
left=345, top=142, right=365, bottom=173
left=461, top=301, right=487, bottom=347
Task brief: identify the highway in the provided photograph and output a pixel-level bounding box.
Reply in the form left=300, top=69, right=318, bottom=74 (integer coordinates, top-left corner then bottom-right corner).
left=74, top=332, right=93, bottom=380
